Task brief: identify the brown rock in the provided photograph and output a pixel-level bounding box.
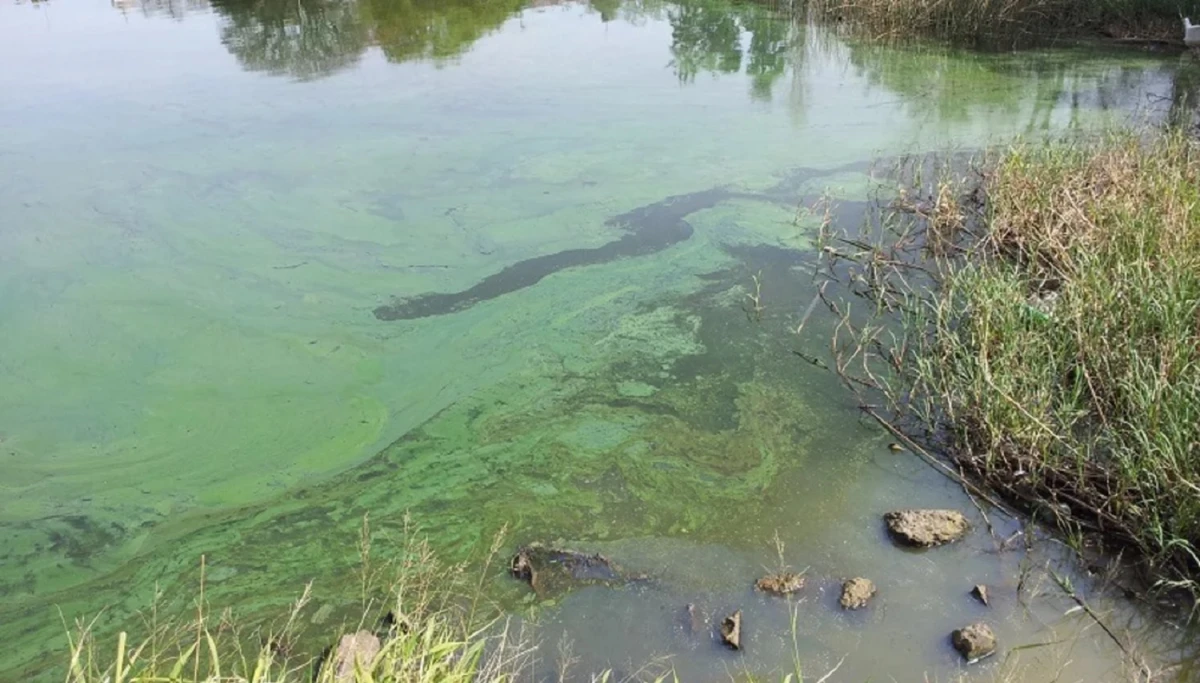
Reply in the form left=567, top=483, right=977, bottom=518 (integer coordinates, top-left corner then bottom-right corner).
left=720, top=610, right=742, bottom=650
left=951, top=622, right=997, bottom=662
left=971, top=584, right=990, bottom=606
left=839, top=577, right=876, bottom=609
left=331, top=630, right=381, bottom=682
left=884, top=509, right=969, bottom=547
left=755, top=571, right=805, bottom=596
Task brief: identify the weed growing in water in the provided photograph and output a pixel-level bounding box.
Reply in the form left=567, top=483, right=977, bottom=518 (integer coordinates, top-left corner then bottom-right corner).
left=745, top=270, right=766, bottom=322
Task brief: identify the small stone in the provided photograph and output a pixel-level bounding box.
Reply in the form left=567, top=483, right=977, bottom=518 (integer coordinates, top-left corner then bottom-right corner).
left=720, top=610, right=742, bottom=650
left=951, top=622, right=997, bottom=662
left=971, top=584, right=990, bottom=606
left=884, top=509, right=969, bottom=547
left=839, top=577, right=876, bottom=610
left=755, top=571, right=805, bottom=596
left=330, top=630, right=381, bottom=682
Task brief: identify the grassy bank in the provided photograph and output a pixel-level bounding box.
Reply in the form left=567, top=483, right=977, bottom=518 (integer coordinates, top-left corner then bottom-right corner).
left=806, top=0, right=1200, bottom=46
left=60, top=522, right=818, bottom=683
left=825, top=129, right=1200, bottom=593
left=63, top=527, right=536, bottom=683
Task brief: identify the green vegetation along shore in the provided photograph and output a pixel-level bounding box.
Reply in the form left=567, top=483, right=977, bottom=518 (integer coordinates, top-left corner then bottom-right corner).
left=63, top=529, right=533, bottom=683
left=63, top=527, right=815, bottom=683
left=826, top=128, right=1200, bottom=595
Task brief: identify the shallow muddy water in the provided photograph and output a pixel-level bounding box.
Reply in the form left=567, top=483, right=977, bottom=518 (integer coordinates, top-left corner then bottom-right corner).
left=1, top=0, right=1199, bottom=679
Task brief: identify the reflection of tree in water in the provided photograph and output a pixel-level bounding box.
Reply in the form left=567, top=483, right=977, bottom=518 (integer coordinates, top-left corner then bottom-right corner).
left=1165, top=59, right=1200, bottom=131
left=196, top=0, right=809, bottom=86
left=362, top=0, right=524, bottom=64
left=741, top=8, right=791, bottom=100
left=667, top=1, right=801, bottom=101
left=668, top=3, right=743, bottom=80
left=589, top=0, right=622, bottom=21
left=209, top=0, right=369, bottom=80
left=842, top=42, right=1200, bottom=133
left=111, top=0, right=210, bottom=19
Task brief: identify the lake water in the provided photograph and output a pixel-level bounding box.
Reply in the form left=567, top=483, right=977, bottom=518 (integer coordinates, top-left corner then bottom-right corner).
left=2, top=0, right=1198, bottom=679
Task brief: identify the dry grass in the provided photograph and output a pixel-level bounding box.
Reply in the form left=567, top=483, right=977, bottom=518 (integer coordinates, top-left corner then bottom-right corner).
left=59, top=517, right=817, bottom=683
left=805, top=0, right=1200, bottom=47
left=940, top=131, right=1200, bottom=589
left=62, top=520, right=535, bottom=683
left=820, top=129, right=1200, bottom=595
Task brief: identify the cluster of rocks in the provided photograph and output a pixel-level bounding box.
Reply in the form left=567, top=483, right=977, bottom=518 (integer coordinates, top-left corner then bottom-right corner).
left=709, top=508, right=995, bottom=660
left=887, top=508, right=997, bottom=662
left=500, top=508, right=997, bottom=664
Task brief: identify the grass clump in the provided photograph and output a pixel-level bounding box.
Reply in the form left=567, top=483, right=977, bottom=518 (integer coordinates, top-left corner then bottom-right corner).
left=806, top=0, right=1200, bottom=47
left=62, top=523, right=534, bottom=683
left=847, top=130, right=1200, bottom=592
left=58, top=518, right=824, bottom=683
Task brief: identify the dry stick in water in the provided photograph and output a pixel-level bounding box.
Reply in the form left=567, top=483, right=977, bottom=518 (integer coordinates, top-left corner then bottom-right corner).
left=793, top=283, right=828, bottom=337
left=817, top=254, right=1014, bottom=525
left=862, top=406, right=1017, bottom=523
left=815, top=233, right=1016, bottom=524
left=1051, top=569, right=1132, bottom=658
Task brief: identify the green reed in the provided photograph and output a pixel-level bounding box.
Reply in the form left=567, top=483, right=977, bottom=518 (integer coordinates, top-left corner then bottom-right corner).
left=848, top=130, right=1200, bottom=593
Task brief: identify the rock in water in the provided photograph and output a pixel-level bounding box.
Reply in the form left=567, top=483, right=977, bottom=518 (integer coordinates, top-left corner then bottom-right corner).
left=951, top=622, right=997, bottom=662
left=510, top=543, right=637, bottom=597
left=884, top=509, right=969, bottom=547
left=720, top=610, right=742, bottom=650
left=755, top=571, right=805, bottom=596
left=839, top=577, right=876, bottom=609
left=330, top=630, right=381, bottom=682
left=971, top=584, right=990, bottom=606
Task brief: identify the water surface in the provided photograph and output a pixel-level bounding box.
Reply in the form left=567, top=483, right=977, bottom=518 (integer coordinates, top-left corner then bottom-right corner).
left=1, top=0, right=1198, bottom=679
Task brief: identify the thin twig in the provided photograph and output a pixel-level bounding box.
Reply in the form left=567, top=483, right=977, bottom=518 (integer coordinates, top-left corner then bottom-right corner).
left=862, top=407, right=1017, bottom=519
left=815, top=654, right=848, bottom=683
left=1051, top=569, right=1131, bottom=657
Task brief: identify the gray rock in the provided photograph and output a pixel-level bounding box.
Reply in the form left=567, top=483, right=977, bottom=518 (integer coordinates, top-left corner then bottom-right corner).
left=971, top=584, right=990, bottom=606
left=884, top=509, right=969, bottom=547
left=331, top=630, right=381, bottom=682
left=951, top=622, right=997, bottom=662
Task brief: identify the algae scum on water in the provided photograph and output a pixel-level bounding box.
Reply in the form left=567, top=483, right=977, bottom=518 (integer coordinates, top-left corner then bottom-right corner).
left=2, top=0, right=1199, bottom=679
